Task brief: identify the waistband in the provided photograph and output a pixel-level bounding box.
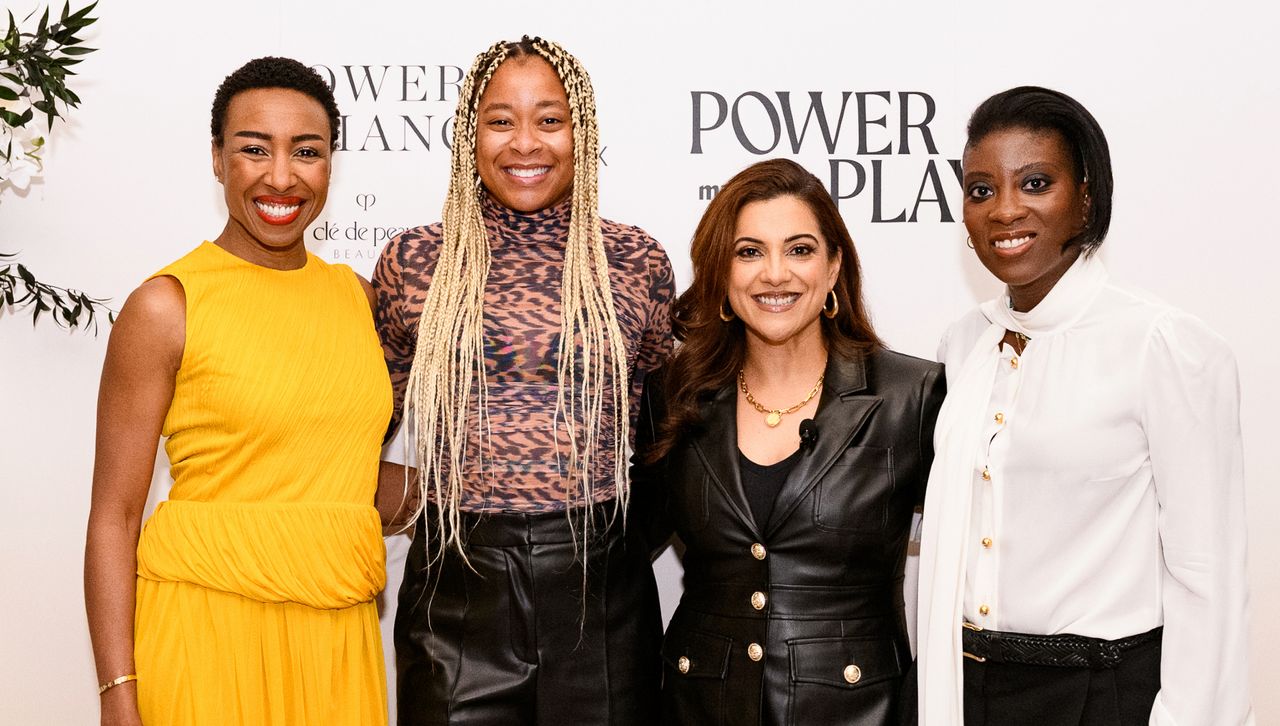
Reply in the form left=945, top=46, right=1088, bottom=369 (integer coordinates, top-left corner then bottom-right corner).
left=961, top=623, right=1163, bottom=669
left=426, top=499, right=624, bottom=547
left=680, top=581, right=903, bottom=619
left=136, top=499, right=385, bottom=610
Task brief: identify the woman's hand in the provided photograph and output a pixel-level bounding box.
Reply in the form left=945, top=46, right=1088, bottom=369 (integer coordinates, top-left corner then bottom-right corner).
left=377, top=461, right=420, bottom=533
left=99, top=682, right=143, bottom=726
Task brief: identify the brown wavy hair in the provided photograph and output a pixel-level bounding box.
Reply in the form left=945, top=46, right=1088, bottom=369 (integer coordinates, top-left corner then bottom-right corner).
left=648, top=158, right=881, bottom=461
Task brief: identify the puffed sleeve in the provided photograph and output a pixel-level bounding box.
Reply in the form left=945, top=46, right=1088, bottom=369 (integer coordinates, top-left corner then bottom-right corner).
left=1141, top=311, right=1254, bottom=725
left=916, top=363, right=946, bottom=506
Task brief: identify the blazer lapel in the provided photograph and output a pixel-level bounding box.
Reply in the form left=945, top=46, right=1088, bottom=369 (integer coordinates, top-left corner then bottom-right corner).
left=690, top=382, right=761, bottom=537
left=765, top=353, right=880, bottom=537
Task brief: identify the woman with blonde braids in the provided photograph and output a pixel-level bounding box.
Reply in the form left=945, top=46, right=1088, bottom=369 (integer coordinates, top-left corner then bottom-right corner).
left=373, top=37, right=674, bottom=725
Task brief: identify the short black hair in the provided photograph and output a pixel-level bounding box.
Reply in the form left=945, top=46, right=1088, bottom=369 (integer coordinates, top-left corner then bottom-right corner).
left=966, top=86, right=1113, bottom=253
left=210, top=57, right=340, bottom=150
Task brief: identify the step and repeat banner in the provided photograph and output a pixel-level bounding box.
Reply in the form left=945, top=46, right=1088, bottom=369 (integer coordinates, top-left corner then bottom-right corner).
left=2, top=1, right=1277, bottom=723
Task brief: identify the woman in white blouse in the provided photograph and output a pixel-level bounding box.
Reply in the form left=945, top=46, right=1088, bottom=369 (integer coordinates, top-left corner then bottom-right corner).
left=916, top=86, right=1253, bottom=726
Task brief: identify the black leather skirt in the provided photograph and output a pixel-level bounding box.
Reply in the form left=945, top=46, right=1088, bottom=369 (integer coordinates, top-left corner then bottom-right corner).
left=394, top=501, right=663, bottom=725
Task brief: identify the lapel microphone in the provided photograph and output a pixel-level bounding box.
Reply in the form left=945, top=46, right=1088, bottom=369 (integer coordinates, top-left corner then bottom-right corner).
left=799, top=419, right=819, bottom=451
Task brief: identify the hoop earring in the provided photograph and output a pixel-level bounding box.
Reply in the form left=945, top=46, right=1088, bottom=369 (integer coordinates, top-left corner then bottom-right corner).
left=719, top=299, right=735, bottom=322
left=966, top=236, right=975, bottom=249
left=822, top=289, right=839, bottom=319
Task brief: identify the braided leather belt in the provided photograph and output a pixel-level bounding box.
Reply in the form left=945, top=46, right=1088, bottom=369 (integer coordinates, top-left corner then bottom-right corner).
left=961, top=624, right=1162, bottom=669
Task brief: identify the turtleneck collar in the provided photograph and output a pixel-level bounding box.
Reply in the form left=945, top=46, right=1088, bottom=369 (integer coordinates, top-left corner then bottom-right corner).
left=981, top=252, right=1109, bottom=338
left=480, top=192, right=572, bottom=239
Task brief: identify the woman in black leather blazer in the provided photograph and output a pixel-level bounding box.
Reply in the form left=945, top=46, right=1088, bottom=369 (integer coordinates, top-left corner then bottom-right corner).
left=634, top=159, right=945, bottom=726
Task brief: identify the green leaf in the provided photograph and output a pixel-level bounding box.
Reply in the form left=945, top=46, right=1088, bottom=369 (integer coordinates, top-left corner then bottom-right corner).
left=32, top=298, right=49, bottom=326
left=64, top=15, right=97, bottom=31
left=16, top=264, right=35, bottom=287
left=60, top=46, right=95, bottom=55
left=68, top=2, right=97, bottom=23
left=0, top=85, right=17, bottom=100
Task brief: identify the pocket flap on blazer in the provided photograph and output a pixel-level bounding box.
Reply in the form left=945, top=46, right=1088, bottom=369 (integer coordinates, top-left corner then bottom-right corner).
left=787, top=635, right=902, bottom=689
left=661, top=627, right=732, bottom=680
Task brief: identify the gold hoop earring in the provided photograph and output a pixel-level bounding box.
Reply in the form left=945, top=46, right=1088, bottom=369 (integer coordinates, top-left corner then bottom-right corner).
left=822, top=290, right=839, bottom=319
left=719, top=299, right=735, bottom=322
left=966, top=236, right=975, bottom=249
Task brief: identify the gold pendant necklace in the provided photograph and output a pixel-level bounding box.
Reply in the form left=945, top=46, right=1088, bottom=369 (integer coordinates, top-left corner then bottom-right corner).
left=738, top=369, right=824, bottom=428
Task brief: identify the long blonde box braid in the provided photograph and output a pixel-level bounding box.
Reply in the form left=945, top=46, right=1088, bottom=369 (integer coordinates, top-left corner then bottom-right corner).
left=402, top=38, right=631, bottom=565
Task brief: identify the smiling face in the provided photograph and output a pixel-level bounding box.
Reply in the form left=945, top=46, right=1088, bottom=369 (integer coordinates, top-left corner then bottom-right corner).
left=962, top=126, right=1089, bottom=311
left=728, top=195, right=842, bottom=352
left=212, top=87, right=331, bottom=260
left=474, top=56, right=575, bottom=213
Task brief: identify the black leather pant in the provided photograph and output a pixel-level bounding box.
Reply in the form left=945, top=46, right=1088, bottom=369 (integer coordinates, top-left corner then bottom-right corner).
left=395, top=501, right=663, bottom=725
left=962, top=633, right=1161, bottom=726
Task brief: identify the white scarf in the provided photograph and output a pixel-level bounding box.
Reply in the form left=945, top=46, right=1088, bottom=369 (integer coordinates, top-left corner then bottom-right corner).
left=916, top=254, right=1109, bottom=723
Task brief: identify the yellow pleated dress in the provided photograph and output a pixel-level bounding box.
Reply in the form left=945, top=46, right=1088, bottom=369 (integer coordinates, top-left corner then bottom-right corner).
left=133, top=241, right=392, bottom=725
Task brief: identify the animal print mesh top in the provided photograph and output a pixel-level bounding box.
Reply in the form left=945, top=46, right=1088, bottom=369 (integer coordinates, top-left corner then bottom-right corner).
left=373, top=194, right=674, bottom=512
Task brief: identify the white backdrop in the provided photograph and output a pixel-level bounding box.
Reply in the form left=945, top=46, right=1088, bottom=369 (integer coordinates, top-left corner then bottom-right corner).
left=2, top=1, right=1278, bottom=723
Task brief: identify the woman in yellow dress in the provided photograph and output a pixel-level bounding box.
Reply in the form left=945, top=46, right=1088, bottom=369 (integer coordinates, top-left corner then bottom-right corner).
left=83, top=57, right=392, bottom=726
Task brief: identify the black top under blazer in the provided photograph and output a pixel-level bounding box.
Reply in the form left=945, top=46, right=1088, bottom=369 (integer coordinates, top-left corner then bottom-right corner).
left=635, top=348, right=946, bottom=726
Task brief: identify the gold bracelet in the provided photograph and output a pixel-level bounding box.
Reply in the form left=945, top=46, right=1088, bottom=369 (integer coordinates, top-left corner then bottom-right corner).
left=98, top=673, right=138, bottom=695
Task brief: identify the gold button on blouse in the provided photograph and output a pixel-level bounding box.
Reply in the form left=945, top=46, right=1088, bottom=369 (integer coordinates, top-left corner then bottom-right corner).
left=1010, top=356, right=1019, bottom=369
left=979, top=604, right=991, bottom=616
left=751, top=543, right=767, bottom=560
left=751, top=591, right=767, bottom=610
left=677, top=656, right=691, bottom=674
left=994, top=412, right=1004, bottom=424
left=843, top=665, right=862, bottom=684
left=747, top=643, right=764, bottom=661
left=981, top=537, right=993, bottom=548
left=981, top=467, right=991, bottom=481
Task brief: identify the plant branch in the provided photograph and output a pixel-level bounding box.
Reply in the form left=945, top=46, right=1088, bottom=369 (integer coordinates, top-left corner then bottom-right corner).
left=0, top=251, right=115, bottom=332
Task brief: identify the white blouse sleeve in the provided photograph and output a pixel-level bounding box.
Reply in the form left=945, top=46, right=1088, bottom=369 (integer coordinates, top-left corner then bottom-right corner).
left=380, top=411, right=419, bottom=468
left=1141, top=311, right=1254, bottom=725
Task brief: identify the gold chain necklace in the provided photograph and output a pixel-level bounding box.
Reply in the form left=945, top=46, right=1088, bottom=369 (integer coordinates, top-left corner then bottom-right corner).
left=738, top=369, right=824, bottom=428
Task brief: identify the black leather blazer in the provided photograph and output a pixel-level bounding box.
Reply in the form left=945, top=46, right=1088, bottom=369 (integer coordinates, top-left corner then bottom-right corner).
left=635, top=348, right=945, bottom=726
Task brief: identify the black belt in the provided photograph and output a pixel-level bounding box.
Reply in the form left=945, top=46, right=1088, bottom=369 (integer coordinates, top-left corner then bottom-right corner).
left=425, top=500, right=624, bottom=547
left=961, top=623, right=1162, bottom=669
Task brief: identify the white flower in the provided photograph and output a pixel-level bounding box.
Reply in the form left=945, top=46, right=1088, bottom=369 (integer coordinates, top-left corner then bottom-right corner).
left=1, top=128, right=45, bottom=192
left=2, top=152, right=38, bottom=190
